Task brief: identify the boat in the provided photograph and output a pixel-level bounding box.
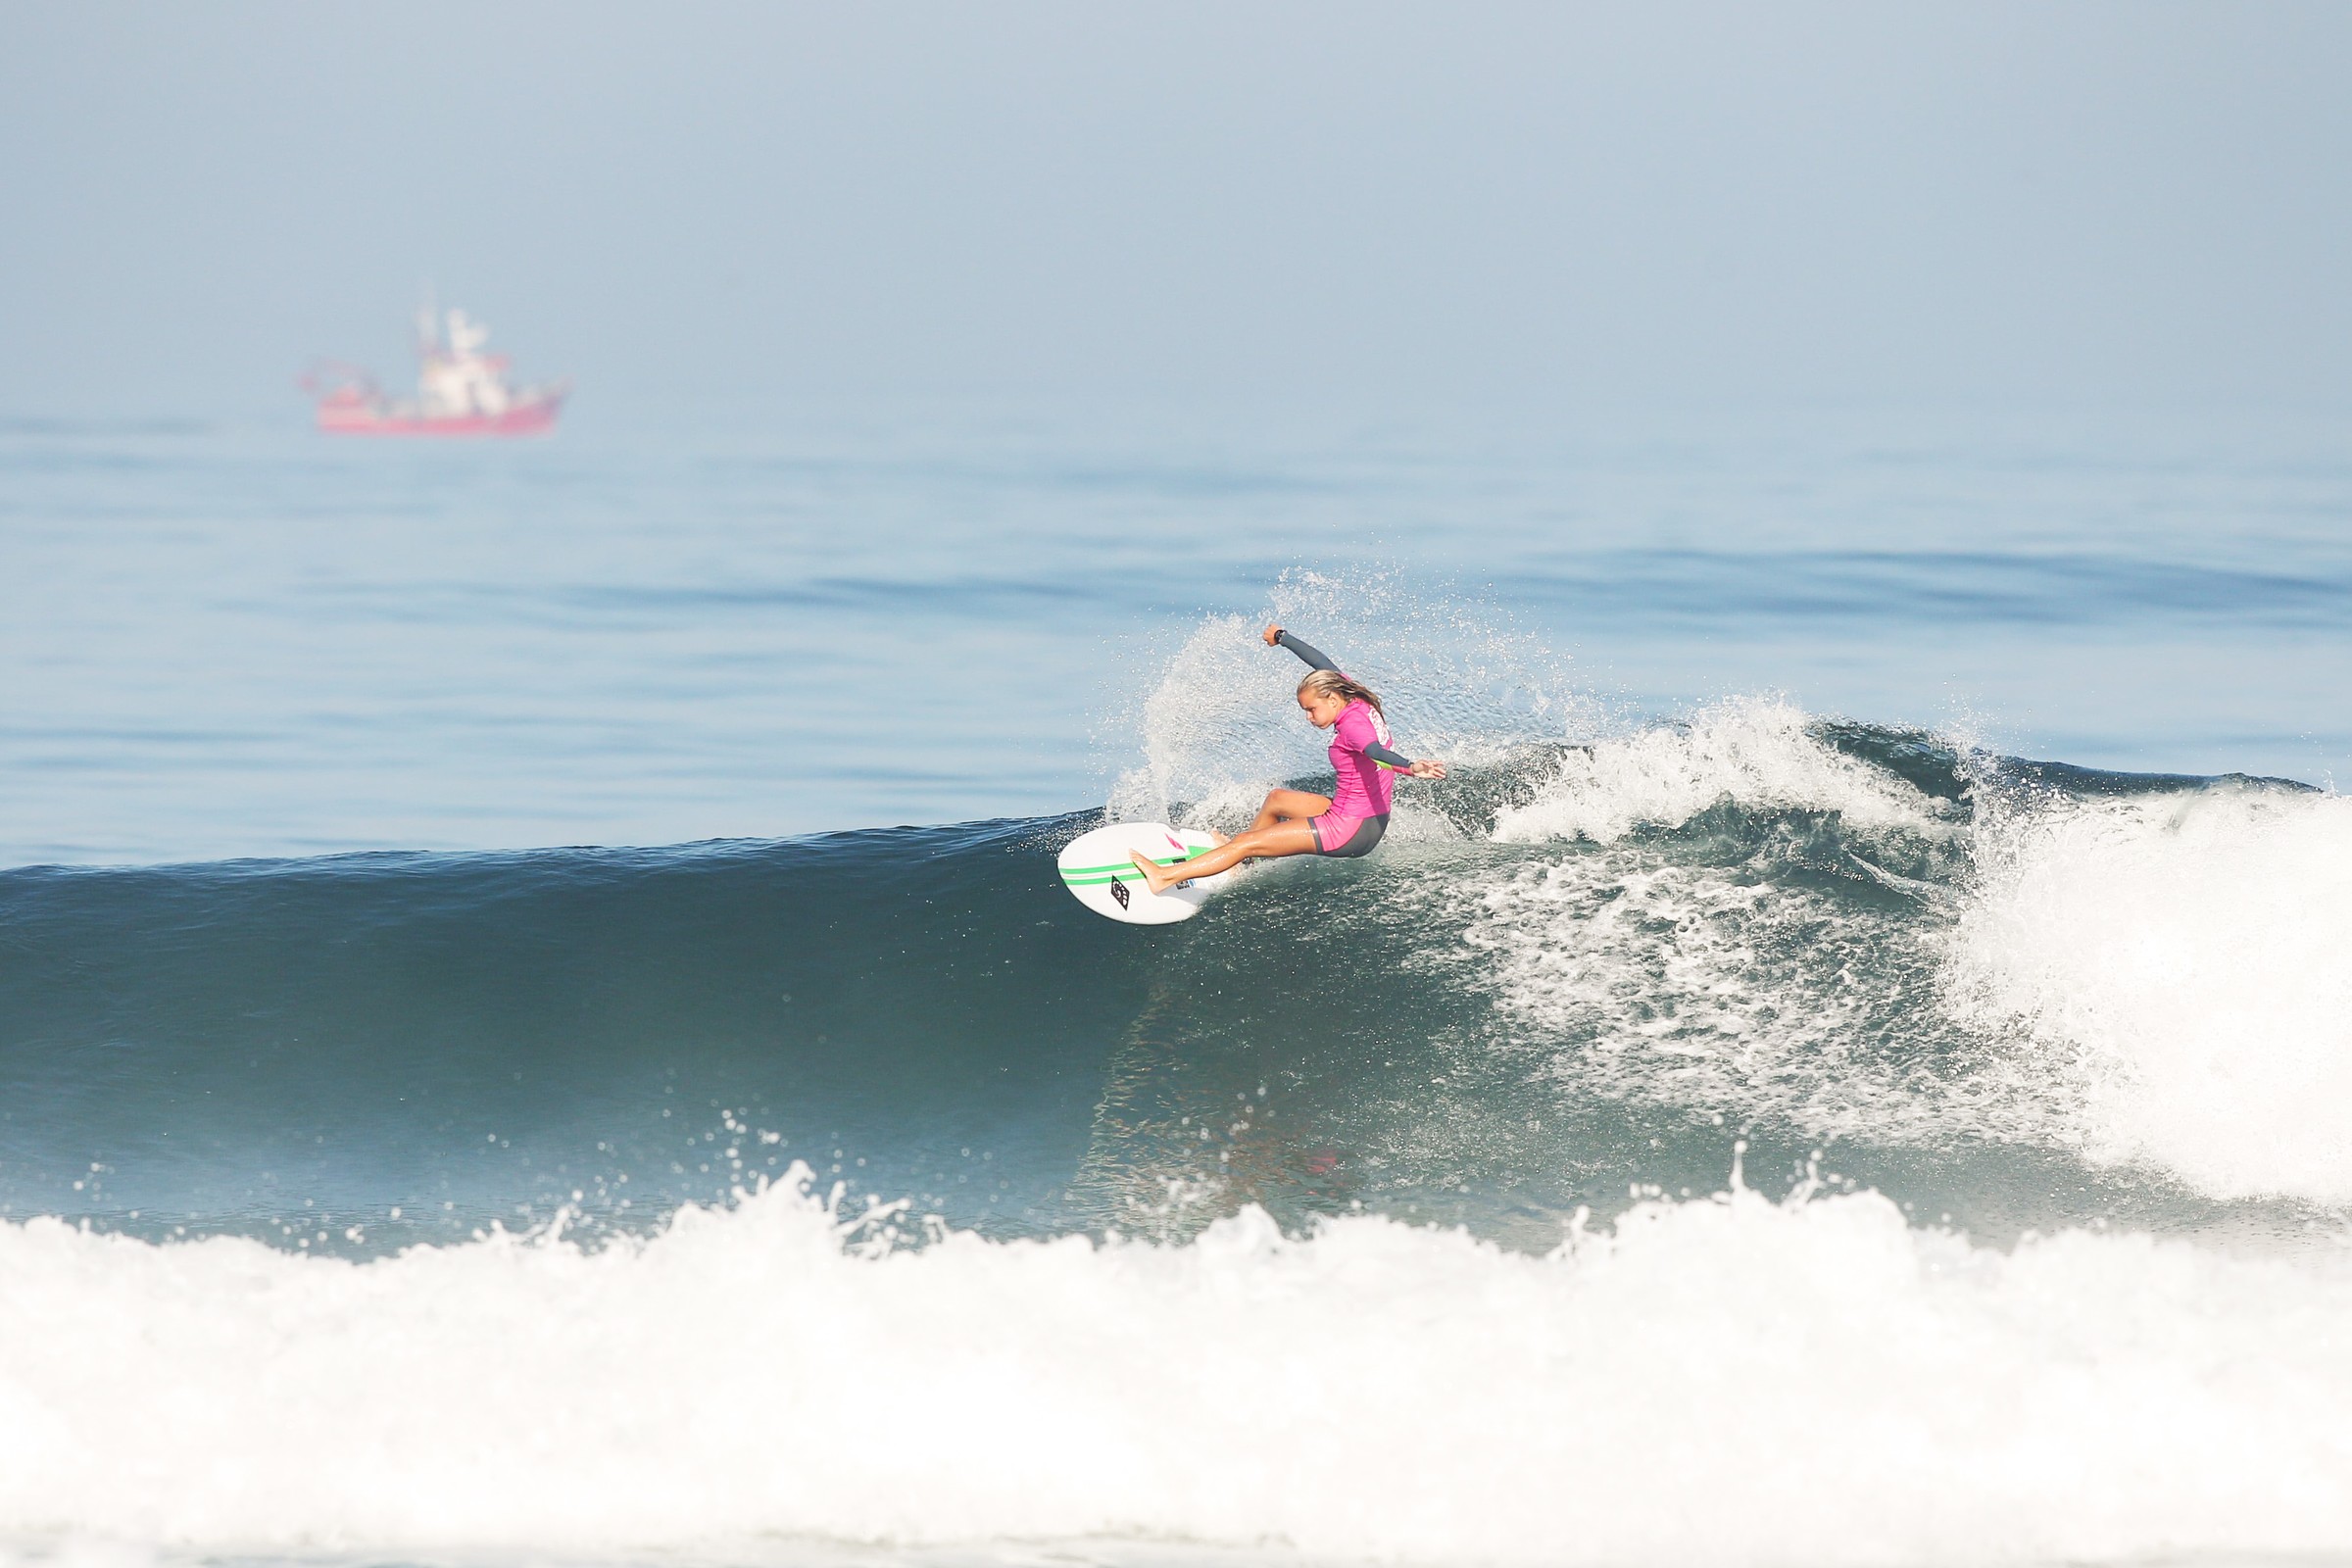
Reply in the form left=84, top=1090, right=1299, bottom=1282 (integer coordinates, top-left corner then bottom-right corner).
left=305, top=308, right=567, bottom=436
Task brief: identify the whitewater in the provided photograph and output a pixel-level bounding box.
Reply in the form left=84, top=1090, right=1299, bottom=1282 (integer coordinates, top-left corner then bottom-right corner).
left=11, top=1175, right=2352, bottom=1564
left=4, top=411, right=2352, bottom=1565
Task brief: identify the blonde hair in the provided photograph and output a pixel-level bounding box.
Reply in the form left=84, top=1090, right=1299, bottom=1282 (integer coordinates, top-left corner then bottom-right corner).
left=1298, top=667, right=1384, bottom=718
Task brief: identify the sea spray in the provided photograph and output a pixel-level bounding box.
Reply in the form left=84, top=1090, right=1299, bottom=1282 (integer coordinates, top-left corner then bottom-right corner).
left=1106, top=578, right=1589, bottom=831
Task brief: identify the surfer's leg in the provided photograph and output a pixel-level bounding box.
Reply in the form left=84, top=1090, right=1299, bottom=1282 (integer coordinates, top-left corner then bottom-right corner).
left=1130, top=819, right=1319, bottom=894
left=1250, top=789, right=1332, bottom=833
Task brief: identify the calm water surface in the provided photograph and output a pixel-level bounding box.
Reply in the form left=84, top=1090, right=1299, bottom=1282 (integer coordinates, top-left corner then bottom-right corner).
left=3, top=402, right=2343, bottom=864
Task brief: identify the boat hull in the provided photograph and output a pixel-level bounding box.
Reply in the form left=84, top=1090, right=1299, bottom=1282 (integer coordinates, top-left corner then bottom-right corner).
left=315, top=392, right=564, bottom=438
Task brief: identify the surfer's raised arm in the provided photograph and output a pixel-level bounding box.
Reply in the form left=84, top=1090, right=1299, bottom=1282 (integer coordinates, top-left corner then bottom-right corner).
left=1264, top=623, right=1340, bottom=672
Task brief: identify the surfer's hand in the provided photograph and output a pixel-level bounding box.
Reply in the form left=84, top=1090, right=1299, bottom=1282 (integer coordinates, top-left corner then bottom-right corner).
left=1410, top=760, right=1447, bottom=780
left=1262, top=624, right=1283, bottom=646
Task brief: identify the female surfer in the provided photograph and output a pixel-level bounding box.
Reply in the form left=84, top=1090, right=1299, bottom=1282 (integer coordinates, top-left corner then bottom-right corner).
left=1129, top=625, right=1446, bottom=896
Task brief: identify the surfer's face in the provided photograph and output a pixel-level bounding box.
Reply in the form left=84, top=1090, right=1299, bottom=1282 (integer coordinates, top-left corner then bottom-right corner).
left=1298, top=689, right=1348, bottom=728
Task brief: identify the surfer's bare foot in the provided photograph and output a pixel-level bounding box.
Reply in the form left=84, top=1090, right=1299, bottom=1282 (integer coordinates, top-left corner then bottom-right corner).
left=1129, top=850, right=1171, bottom=895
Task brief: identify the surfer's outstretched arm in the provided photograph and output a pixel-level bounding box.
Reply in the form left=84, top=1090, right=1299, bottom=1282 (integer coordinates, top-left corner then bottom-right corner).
left=1360, top=736, right=1421, bottom=773
left=1264, top=624, right=1339, bottom=670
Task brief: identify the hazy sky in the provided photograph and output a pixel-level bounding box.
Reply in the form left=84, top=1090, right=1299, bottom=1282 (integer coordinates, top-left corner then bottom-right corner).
left=3, top=2, right=2348, bottom=418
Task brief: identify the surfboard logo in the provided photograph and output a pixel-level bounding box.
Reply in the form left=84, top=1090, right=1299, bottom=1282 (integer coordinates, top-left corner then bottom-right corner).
left=1110, top=879, right=1131, bottom=909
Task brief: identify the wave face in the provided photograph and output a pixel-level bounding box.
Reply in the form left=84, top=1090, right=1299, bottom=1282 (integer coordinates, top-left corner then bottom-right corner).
left=3, top=628, right=2349, bottom=1559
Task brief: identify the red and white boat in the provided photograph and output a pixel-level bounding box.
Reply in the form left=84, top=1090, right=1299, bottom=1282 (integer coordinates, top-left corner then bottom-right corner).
left=306, top=308, right=567, bottom=437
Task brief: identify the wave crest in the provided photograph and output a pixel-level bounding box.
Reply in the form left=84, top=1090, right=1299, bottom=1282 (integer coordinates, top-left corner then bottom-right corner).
left=1493, top=700, right=1957, bottom=846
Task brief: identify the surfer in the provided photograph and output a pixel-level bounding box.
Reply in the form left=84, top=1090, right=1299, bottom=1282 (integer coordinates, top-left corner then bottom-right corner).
left=1129, top=625, right=1446, bottom=895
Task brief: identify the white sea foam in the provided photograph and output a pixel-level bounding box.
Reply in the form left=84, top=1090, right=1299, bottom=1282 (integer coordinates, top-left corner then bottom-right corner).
left=1492, top=699, right=1953, bottom=846
left=1944, top=784, right=2352, bottom=1202
left=5, top=1175, right=2352, bottom=1563
left=1449, top=845, right=2044, bottom=1148
left=1451, top=706, right=1993, bottom=1146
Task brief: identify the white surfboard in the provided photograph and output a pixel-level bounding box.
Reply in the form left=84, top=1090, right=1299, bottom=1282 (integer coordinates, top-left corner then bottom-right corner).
left=1056, top=821, right=1233, bottom=924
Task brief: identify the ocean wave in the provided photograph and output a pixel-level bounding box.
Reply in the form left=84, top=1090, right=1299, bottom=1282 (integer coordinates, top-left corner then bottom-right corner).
left=1455, top=847, right=2013, bottom=1148
left=8, top=627, right=2348, bottom=1255
left=4, top=1171, right=2351, bottom=1562
left=1944, top=783, right=2352, bottom=1202
left=1491, top=699, right=1961, bottom=847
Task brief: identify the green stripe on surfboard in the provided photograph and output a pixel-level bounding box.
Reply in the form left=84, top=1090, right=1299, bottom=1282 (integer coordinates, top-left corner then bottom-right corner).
left=1058, top=847, right=1211, bottom=885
